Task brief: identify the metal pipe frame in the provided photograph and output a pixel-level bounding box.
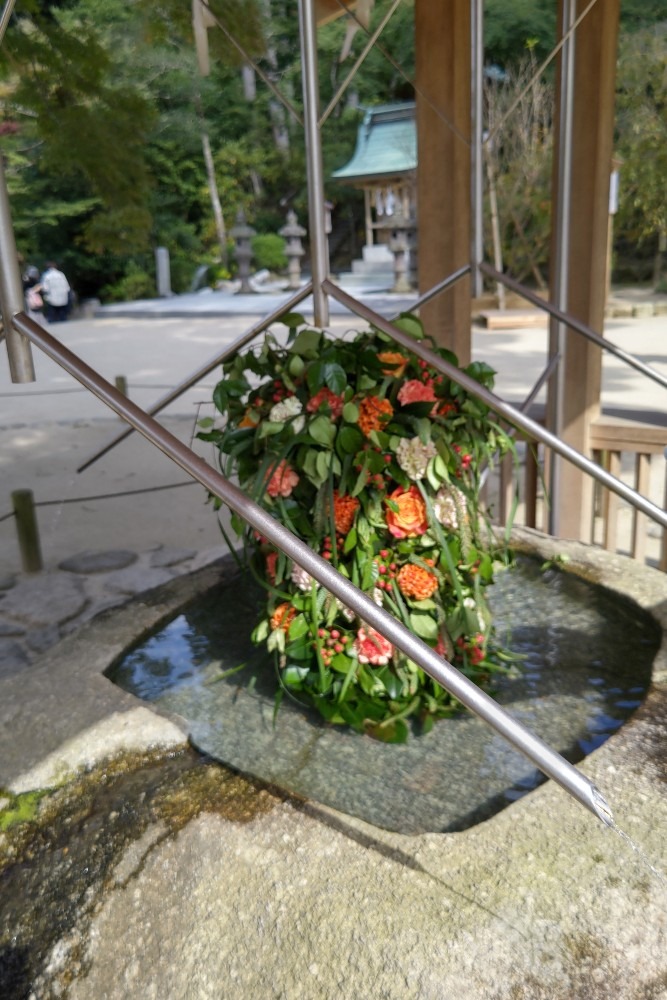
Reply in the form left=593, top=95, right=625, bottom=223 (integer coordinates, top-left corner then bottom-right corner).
left=478, top=352, right=560, bottom=491
left=548, top=0, right=577, bottom=537
left=76, top=282, right=313, bottom=473
left=0, top=156, right=35, bottom=383
left=323, top=279, right=667, bottom=529
left=12, top=308, right=614, bottom=825
left=470, top=0, right=484, bottom=299
left=320, top=0, right=404, bottom=127
left=480, top=262, right=667, bottom=392
left=0, top=0, right=17, bottom=44
left=391, top=264, right=471, bottom=320
left=298, top=0, right=330, bottom=327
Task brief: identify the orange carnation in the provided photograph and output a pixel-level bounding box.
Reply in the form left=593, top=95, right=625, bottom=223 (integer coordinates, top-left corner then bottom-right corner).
left=397, top=563, right=439, bottom=601
left=270, top=602, right=296, bottom=632
left=377, top=351, right=408, bottom=377
left=333, top=491, right=360, bottom=536
left=358, top=396, right=393, bottom=436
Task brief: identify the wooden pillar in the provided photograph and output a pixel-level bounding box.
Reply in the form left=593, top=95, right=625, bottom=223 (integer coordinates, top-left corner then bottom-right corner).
left=547, top=0, right=620, bottom=541
left=415, top=0, right=471, bottom=364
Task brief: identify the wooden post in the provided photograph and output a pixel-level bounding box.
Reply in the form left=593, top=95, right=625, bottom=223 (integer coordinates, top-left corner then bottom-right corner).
left=415, top=0, right=471, bottom=364
left=11, top=489, right=43, bottom=573
left=547, top=0, right=620, bottom=541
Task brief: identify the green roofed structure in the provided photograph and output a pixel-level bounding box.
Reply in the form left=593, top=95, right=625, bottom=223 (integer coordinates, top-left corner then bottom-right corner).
left=332, top=103, right=416, bottom=254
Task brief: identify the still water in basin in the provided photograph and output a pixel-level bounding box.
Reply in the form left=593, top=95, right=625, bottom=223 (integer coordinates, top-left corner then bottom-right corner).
left=107, top=557, right=659, bottom=833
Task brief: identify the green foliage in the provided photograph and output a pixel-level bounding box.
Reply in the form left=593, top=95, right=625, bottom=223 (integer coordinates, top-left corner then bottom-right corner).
left=251, top=233, right=287, bottom=272
left=100, top=261, right=155, bottom=303
left=615, top=27, right=667, bottom=246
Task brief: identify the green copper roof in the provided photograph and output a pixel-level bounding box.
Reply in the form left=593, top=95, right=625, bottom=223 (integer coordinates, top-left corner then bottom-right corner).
left=332, top=102, right=416, bottom=183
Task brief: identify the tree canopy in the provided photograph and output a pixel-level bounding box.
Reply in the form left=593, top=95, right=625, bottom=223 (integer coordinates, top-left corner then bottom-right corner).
left=0, top=0, right=664, bottom=299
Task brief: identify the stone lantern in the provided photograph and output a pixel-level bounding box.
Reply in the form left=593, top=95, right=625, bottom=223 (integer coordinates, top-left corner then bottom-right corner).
left=279, top=210, right=307, bottom=290
left=388, top=208, right=414, bottom=293
left=230, top=209, right=256, bottom=293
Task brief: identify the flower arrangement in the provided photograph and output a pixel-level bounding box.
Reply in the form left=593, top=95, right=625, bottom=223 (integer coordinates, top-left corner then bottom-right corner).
left=200, top=313, right=515, bottom=742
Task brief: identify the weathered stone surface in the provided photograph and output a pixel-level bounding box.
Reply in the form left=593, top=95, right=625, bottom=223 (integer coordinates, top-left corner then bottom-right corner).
left=0, top=638, right=29, bottom=677
left=0, top=619, right=25, bottom=637
left=149, top=547, right=196, bottom=569
left=0, top=573, right=16, bottom=591
left=58, top=550, right=138, bottom=574
left=0, top=572, right=87, bottom=627
left=103, top=567, right=174, bottom=596
left=25, top=625, right=61, bottom=655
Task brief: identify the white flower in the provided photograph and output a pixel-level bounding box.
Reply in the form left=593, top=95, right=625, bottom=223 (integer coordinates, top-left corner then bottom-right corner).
left=336, top=598, right=356, bottom=622
left=396, top=436, right=437, bottom=481
left=372, top=587, right=384, bottom=606
left=270, top=396, right=305, bottom=433
left=291, top=563, right=313, bottom=592
left=433, top=485, right=466, bottom=530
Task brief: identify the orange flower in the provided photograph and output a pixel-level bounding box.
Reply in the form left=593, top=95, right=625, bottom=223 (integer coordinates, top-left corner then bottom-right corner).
left=385, top=485, right=428, bottom=538
left=270, top=602, right=296, bottom=632
left=239, top=408, right=260, bottom=428
left=266, top=459, right=299, bottom=498
left=333, top=491, right=359, bottom=536
left=377, top=351, right=408, bottom=377
left=398, top=379, right=437, bottom=406
left=306, top=387, right=344, bottom=419
left=397, top=563, right=439, bottom=601
left=265, top=551, right=278, bottom=584
left=358, top=396, right=393, bottom=436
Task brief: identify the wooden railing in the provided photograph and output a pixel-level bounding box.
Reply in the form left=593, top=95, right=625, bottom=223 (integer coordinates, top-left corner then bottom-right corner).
left=488, top=412, right=667, bottom=571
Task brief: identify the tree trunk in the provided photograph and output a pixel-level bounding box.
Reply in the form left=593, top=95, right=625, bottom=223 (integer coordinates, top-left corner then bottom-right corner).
left=201, top=130, right=228, bottom=268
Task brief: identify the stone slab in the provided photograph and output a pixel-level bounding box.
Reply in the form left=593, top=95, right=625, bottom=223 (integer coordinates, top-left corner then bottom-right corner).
left=0, top=572, right=87, bottom=627
left=59, top=550, right=138, bottom=574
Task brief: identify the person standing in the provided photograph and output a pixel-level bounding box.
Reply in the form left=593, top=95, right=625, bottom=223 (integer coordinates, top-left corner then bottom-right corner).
left=22, top=265, right=46, bottom=325
left=41, top=262, right=71, bottom=322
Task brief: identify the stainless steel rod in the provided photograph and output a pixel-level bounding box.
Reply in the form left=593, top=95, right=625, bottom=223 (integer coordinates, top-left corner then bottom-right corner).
left=298, top=0, right=329, bottom=327
left=319, top=0, right=403, bottom=127
left=0, top=157, right=34, bottom=382
left=480, top=262, right=667, bottom=391
left=548, top=0, right=577, bottom=537
left=0, top=0, right=16, bottom=44
left=323, top=279, right=667, bottom=529
left=13, top=309, right=613, bottom=825
left=390, top=265, right=471, bottom=319
left=470, top=0, right=484, bottom=298
left=76, top=282, right=313, bottom=473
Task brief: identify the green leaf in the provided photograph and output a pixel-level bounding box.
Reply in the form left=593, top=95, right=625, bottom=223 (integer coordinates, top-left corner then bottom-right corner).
left=343, top=526, right=357, bottom=553
left=409, top=612, right=439, bottom=639
left=280, top=312, right=306, bottom=328
left=323, top=362, right=347, bottom=394
left=288, top=614, right=309, bottom=641
left=197, top=416, right=214, bottom=429
left=291, top=329, right=321, bottom=357
left=393, top=314, right=425, bottom=340
left=257, top=421, right=285, bottom=438
left=342, top=401, right=359, bottom=423
left=337, top=425, right=363, bottom=456
left=283, top=665, right=310, bottom=686
left=308, top=415, right=336, bottom=447
left=252, top=619, right=269, bottom=643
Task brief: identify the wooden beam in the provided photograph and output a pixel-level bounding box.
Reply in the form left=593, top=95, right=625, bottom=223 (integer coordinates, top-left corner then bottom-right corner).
left=547, top=0, right=620, bottom=541
left=414, top=0, right=471, bottom=363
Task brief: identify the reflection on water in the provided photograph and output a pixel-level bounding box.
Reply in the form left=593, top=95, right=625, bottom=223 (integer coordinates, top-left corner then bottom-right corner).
left=107, top=557, right=660, bottom=834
